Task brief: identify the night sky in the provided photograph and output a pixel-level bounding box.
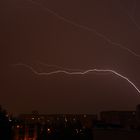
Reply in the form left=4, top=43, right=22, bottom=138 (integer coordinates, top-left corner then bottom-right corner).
left=1, top=0, right=140, bottom=115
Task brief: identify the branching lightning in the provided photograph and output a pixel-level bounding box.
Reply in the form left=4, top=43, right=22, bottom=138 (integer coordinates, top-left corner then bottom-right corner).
left=12, top=63, right=140, bottom=96
left=12, top=1, right=140, bottom=98
left=38, top=61, right=84, bottom=72
left=38, top=62, right=111, bottom=76
left=131, top=0, right=137, bottom=16
left=27, top=0, right=140, bottom=57
left=119, top=0, right=140, bottom=32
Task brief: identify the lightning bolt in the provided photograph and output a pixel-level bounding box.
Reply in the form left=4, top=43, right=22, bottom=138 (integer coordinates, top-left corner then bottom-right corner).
left=38, top=61, right=84, bottom=72
left=131, top=0, right=137, bottom=16
left=38, top=61, right=111, bottom=76
left=12, top=63, right=140, bottom=96
left=26, top=0, right=140, bottom=57
left=119, top=0, right=140, bottom=32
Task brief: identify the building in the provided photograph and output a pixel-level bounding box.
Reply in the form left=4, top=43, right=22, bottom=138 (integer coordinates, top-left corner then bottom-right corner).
left=100, top=111, right=136, bottom=128
left=13, top=113, right=97, bottom=140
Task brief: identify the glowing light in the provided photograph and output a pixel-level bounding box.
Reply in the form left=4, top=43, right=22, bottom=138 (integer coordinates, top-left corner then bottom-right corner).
left=75, top=129, right=79, bottom=133
left=16, top=125, right=20, bottom=128
left=27, top=0, right=140, bottom=57
left=65, top=117, right=68, bottom=122
left=12, top=63, right=140, bottom=96
left=73, top=118, right=76, bottom=121
left=47, top=128, right=51, bottom=133
left=84, top=115, right=87, bottom=118
left=9, top=119, right=12, bottom=122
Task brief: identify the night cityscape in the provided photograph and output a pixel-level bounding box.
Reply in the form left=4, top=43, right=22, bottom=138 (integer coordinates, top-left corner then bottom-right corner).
left=1, top=0, right=140, bottom=139
left=1, top=104, right=140, bottom=139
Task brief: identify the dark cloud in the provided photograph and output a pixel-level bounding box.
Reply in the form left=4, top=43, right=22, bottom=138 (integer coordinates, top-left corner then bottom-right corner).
left=1, top=0, right=140, bottom=115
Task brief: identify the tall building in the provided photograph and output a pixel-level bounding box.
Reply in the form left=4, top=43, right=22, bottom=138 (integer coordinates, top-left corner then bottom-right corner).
left=100, top=111, right=136, bottom=128
left=136, top=104, right=140, bottom=122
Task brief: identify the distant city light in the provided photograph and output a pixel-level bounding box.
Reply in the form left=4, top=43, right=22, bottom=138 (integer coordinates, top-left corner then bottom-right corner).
left=84, top=114, right=87, bottom=118
left=16, top=125, right=20, bottom=128
left=47, top=128, right=51, bottom=133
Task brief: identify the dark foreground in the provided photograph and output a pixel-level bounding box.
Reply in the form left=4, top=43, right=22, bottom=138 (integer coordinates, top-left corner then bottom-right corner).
left=93, top=129, right=140, bottom=140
